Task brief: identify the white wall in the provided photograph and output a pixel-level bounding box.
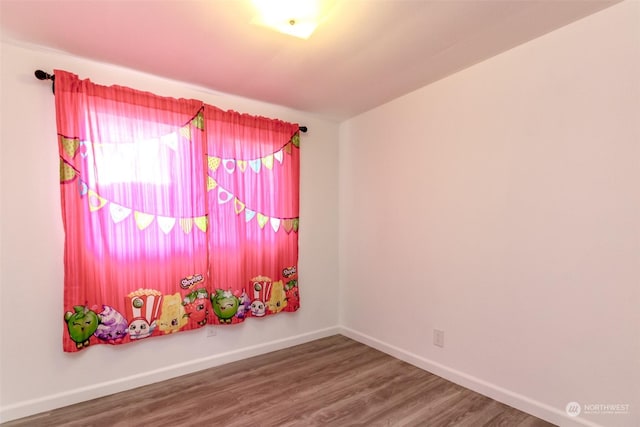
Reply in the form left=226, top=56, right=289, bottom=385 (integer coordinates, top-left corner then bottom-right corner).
left=2, top=2, right=638, bottom=426
left=339, top=2, right=639, bottom=427
left=0, top=42, right=340, bottom=422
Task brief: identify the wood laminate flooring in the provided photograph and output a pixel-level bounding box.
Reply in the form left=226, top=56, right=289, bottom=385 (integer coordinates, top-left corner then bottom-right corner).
left=2, top=335, right=555, bottom=427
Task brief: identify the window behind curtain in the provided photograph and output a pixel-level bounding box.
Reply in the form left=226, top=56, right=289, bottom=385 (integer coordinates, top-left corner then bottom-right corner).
left=55, top=71, right=300, bottom=352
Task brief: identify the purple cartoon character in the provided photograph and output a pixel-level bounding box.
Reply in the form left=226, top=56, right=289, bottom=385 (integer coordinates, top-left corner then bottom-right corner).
left=236, top=290, right=251, bottom=319
left=94, top=305, right=128, bottom=344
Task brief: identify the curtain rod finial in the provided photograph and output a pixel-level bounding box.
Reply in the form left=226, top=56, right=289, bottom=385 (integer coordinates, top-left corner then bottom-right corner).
left=299, top=126, right=307, bottom=133
left=35, top=70, right=54, bottom=81
left=35, top=70, right=55, bottom=94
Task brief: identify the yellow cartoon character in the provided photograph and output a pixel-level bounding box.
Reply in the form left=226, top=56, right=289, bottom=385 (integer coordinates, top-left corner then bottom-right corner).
left=158, top=293, right=188, bottom=334
left=266, top=280, right=288, bottom=314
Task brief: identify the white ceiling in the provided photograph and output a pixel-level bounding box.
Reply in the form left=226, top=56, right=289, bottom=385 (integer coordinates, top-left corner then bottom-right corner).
left=0, top=0, right=620, bottom=121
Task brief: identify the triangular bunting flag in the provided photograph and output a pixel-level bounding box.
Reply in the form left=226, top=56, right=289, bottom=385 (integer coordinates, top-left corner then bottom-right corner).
left=284, top=142, right=292, bottom=154
left=87, top=189, right=107, bottom=212
left=274, top=149, right=284, bottom=164
left=208, top=156, right=221, bottom=172
left=245, top=209, right=256, bottom=222
left=270, top=217, right=281, bottom=232
left=291, top=132, right=300, bottom=148
left=283, top=219, right=294, bottom=233
left=293, top=218, right=299, bottom=232
left=237, top=160, right=247, bottom=172
left=262, top=154, right=274, bottom=170
left=234, top=198, right=245, bottom=214
left=157, top=216, right=176, bottom=234
left=180, top=218, right=194, bottom=234
left=257, top=213, right=268, bottom=229
left=109, top=203, right=132, bottom=223
left=194, top=216, right=208, bottom=232
left=134, top=211, right=155, bottom=230
left=60, top=160, right=78, bottom=183
left=218, top=188, right=233, bottom=204
left=223, top=159, right=236, bottom=174
left=61, top=136, right=79, bottom=158
left=179, top=124, right=191, bottom=141
left=193, top=111, right=204, bottom=130
left=207, top=176, right=218, bottom=191
left=248, top=159, right=262, bottom=173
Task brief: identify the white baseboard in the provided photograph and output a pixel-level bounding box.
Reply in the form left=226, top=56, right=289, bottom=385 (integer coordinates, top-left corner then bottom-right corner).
left=339, top=326, right=605, bottom=427
left=0, top=326, right=340, bottom=423
left=1, top=326, right=609, bottom=427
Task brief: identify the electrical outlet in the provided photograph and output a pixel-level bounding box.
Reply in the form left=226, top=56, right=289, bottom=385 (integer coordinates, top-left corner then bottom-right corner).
left=207, top=327, right=216, bottom=337
left=433, top=329, right=444, bottom=348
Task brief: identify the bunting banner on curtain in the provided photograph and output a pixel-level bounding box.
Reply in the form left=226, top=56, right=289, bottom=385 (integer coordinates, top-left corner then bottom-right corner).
left=55, top=70, right=301, bottom=352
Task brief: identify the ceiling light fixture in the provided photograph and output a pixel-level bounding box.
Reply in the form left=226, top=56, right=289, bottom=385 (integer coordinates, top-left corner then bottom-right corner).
left=252, top=0, right=321, bottom=39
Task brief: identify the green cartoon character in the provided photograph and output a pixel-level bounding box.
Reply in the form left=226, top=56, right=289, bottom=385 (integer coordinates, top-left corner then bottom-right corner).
left=211, top=290, right=239, bottom=324
left=64, top=305, right=99, bottom=349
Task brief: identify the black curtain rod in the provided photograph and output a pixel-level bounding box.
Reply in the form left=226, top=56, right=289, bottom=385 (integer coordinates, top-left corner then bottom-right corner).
left=34, top=70, right=307, bottom=133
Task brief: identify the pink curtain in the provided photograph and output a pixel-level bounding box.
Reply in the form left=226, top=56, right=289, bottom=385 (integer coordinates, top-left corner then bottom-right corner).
left=56, top=71, right=300, bottom=352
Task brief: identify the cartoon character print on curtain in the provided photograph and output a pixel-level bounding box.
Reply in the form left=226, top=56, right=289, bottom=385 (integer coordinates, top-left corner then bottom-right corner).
left=204, top=105, right=300, bottom=326
left=56, top=70, right=301, bottom=352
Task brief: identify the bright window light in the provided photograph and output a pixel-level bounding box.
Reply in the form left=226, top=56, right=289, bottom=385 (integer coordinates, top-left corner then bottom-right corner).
left=90, top=136, right=174, bottom=185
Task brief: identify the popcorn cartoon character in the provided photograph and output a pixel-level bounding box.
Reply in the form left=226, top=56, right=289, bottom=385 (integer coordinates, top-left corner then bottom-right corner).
left=250, top=299, right=266, bottom=317
left=250, top=276, right=272, bottom=317
left=125, top=288, right=162, bottom=340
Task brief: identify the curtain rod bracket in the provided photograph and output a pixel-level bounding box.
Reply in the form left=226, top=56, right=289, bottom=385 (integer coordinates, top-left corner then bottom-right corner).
left=34, top=69, right=55, bottom=93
